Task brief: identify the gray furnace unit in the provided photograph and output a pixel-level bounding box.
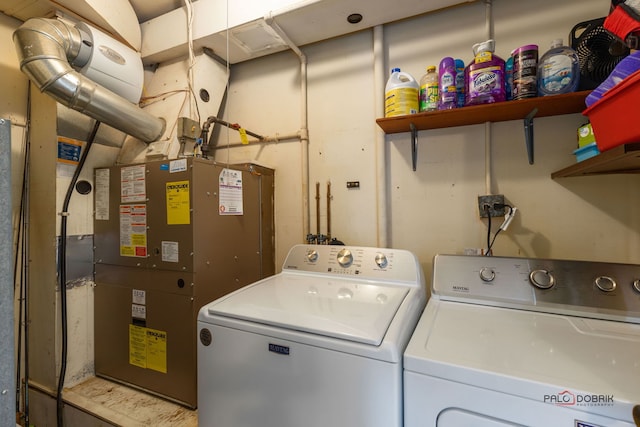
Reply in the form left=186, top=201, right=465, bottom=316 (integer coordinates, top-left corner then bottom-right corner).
left=93, top=158, right=274, bottom=408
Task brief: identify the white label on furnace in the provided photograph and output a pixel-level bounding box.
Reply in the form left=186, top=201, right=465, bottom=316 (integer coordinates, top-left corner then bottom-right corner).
left=132, top=289, right=146, bottom=305
left=161, top=241, right=179, bottom=263
left=219, top=168, right=243, bottom=215
left=121, top=164, right=146, bottom=203
left=95, top=168, right=110, bottom=220
left=132, top=304, right=146, bottom=320
left=169, top=158, right=187, bottom=173
left=119, top=205, right=147, bottom=257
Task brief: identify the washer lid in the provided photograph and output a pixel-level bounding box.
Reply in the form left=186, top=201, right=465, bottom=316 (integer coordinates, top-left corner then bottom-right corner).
left=207, top=274, right=410, bottom=345
left=404, top=300, right=640, bottom=406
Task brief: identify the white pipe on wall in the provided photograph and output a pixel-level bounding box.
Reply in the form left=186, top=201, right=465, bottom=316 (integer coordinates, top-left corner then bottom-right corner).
left=212, top=131, right=301, bottom=149
left=374, top=25, right=388, bottom=248
left=264, top=13, right=310, bottom=241
left=484, top=0, right=494, bottom=195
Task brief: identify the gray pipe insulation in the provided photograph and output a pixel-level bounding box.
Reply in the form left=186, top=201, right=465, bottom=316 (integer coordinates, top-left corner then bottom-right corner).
left=13, top=18, right=165, bottom=143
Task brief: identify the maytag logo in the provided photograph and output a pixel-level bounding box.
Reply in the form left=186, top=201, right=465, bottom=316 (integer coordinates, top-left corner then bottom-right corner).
left=268, top=343, right=290, bottom=355
left=452, top=285, right=470, bottom=293
left=575, top=421, right=604, bottom=427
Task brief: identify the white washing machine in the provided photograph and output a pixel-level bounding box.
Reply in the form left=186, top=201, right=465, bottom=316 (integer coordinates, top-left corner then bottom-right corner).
left=404, top=254, right=640, bottom=427
left=197, top=244, right=427, bottom=427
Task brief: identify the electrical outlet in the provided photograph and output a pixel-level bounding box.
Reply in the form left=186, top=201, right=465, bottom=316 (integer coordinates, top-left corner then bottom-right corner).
left=478, top=194, right=506, bottom=218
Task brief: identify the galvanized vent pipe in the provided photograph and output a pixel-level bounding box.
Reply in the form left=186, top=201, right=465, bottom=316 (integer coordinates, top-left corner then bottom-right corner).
left=13, top=18, right=165, bottom=143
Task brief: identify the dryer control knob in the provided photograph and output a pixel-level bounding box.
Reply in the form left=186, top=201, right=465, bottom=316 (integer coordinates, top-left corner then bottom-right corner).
left=306, top=250, right=319, bottom=262
left=375, top=253, right=388, bottom=269
left=634, top=279, right=640, bottom=293
left=337, top=249, right=353, bottom=268
left=529, top=269, right=555, bottom=289
left=595, top=276, right=616, bottom=292
left=479, top=267, right=496, bottom=282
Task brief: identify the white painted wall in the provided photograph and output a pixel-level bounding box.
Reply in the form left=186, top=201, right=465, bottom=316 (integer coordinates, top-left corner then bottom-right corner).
left=3, top=0, right=640, bottom=416
left=212, top=0, right=640, bottom=277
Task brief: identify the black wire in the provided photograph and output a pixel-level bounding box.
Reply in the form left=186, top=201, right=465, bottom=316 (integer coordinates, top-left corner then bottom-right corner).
left=486, top=205, right=513, bottom=256
left=15, top=85, right=30, bottom=418
left=487, top=228, right=503, bottom=256
left=56, top=120, right=100, bottom=427
left=485, top=204, right=492, bottom=255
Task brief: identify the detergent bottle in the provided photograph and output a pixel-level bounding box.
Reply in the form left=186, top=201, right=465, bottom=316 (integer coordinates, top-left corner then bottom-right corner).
left=419, top=66, right=439, bottom=112
left=537, top=39, right=580, bottom=96
left=465, top=39, right=506, bottom=106
left=385, top=68, right=419, bottom=117
left=438, top=57, right=457, bottom=110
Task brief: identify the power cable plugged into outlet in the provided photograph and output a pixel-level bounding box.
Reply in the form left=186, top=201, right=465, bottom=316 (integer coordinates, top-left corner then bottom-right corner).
left=478, top=194, right=505, bottom=218
left=477, top=195, right=518, bottom=256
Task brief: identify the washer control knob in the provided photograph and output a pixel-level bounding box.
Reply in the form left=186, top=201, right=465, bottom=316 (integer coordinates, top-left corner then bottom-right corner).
left=375, top=253, right=388, bottom=269
left=306, top=250, right=319, bottom=263
left=529, top=269, right=555, bottom=289
left=479, top=267, right=496, bottom=282
left=634, top=279, right=640, bottom=293
left=337, top=249, right=353, bottom=268
left=595, top=276, right=616, bottom=292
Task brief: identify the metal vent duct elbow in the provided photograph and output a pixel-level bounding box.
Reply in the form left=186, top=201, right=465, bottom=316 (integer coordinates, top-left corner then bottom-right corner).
left=13, top=18, right=165, bottom=143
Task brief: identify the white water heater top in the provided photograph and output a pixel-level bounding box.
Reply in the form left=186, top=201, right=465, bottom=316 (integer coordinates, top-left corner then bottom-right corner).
left=74, top=22, right=144, bottom=104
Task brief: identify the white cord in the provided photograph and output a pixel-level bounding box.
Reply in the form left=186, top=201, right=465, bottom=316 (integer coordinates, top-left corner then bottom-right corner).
left=183, top=0, right=198, bottom=122
left=499, top=207, right=517, bottom=231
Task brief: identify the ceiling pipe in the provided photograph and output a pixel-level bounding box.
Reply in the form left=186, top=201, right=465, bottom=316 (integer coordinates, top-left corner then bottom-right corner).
left=373, top=25, right=388, bottom=248
left=484, top=0, right=494, bottom=195
left=264, top=13, right=310, bottom=243
left=13, top=18, right=165, bottom=143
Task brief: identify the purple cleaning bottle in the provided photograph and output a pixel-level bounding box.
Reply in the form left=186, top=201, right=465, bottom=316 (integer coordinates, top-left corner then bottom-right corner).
left=438, top=57, right=457, bottom=110
left=465, top=39, right=506, bottom=106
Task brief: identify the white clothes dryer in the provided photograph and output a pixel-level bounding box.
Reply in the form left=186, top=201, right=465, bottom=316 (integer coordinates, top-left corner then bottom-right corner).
left=404, top=254, right=640, bottom=427
left=198, top=244, right=427, bottom=427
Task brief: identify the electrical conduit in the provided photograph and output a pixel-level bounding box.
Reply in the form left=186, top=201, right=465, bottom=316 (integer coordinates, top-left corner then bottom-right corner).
left=374, top=25, right=388, bottom=248
left=264, top=13, right=310, bottom=242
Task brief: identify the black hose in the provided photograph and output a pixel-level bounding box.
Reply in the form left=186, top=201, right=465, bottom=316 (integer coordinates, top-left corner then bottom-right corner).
left=56, top=120, right=100, bottom=427
left=15, top=84, right=32, bottom=425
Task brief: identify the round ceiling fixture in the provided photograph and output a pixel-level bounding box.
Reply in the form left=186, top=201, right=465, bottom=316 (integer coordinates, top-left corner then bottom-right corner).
left=347, top=13, right=363, bottom=24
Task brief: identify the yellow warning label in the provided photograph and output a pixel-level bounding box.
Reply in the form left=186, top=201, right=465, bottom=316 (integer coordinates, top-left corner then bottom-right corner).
left=131, top=234, right=147, bottom=246
left=166, top=181, right=190, bottom=225
left=120, top=204, right=148, bottom=257
left=129, top=325, right=147, bottom=368
left=146, top=328, right=168, bottom=373
left=121, top=246, right=135, bottom=257
left=128, top=325, right=168, bottom=373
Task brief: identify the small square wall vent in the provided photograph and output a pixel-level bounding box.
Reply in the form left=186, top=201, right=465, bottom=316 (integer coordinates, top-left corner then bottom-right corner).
left=229, top=19, right=288, bottom=55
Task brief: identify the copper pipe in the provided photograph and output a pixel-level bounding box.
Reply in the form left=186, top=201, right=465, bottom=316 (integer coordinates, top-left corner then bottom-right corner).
left=326, top=181, right=332, bottom=241
left=315, top=182, right=320, bottom=238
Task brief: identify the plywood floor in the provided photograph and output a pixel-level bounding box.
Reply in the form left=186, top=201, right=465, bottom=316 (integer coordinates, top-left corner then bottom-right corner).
left=65, top=376, right=198, bottom=427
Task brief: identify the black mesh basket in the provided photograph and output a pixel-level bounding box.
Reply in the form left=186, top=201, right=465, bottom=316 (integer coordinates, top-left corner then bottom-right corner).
left=570, top=17, right=630, bottom=90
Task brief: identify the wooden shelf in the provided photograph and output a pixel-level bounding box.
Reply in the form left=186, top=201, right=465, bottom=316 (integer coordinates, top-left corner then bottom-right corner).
left=376, top=90, right=590, bottom=134
left=551, top=143, right=640, bottom=178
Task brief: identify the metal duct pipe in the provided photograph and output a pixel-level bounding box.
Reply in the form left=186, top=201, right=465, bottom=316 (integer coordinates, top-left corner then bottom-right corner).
left=13, top=18, right=165, bottom=143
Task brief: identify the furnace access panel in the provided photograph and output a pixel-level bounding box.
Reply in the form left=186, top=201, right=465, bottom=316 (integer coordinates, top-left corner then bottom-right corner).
left=93, top=158, right=274, bottom=407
